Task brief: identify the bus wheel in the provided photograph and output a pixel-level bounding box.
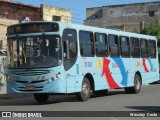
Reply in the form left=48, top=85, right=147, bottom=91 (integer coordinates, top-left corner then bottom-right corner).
left=125, top=74, right=141, bottom=94
left=76, top=78, right=91, bottom=101
left=34, top=94, right=49, bottom=103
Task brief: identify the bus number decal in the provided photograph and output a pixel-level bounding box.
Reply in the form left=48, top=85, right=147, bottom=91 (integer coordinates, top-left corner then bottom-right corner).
left=84, top=62, right=92, bottom=67
left=76, top=64, right=79, bottom=74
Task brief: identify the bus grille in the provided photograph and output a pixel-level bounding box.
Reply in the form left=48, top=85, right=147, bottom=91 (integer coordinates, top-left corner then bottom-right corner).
left=16, top=80, right=45, bottom=84
left=18, top=86, right=43, bottom=92
left=12, top=70, right=50, bottom=76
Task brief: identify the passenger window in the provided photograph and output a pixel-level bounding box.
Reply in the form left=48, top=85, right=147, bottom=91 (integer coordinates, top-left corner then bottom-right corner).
left=130, top=37, right=140, bottom=58
left=79, top=31, right=94, bottom=56
left=63, top=29, right=77, bottom=59
left=63, top=28, right=77, bottom=70
left=141, top=39, right=148, bottom=58
left=148, top=40, right=156, bottom=58
left=95, top=33, right=108, bottom=57
left=108, top=35, right=120, bottom=57
left=120, top=36, right=130, bottom=57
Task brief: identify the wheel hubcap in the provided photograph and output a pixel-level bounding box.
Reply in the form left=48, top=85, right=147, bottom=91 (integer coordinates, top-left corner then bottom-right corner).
left=82, top=83, right=89, bottom=96
left=135, top=78, right=140, bottom=90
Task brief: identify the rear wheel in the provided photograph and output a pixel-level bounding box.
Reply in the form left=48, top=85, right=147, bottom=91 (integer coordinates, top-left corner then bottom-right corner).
left=34, top=94, right=49, bottom=103
left=76, top=78, right=91, bottom=101
left=125, top=74, right=141, bottom=94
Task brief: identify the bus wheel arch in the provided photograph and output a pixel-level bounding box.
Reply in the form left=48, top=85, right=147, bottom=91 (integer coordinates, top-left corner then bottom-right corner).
left=76, top=73, right=94, bottom=101
left=125, top=72, right=142, bottom=94
left=84, top=73, right=95, bottom=92
left=135, top=71, right=142, bottom=85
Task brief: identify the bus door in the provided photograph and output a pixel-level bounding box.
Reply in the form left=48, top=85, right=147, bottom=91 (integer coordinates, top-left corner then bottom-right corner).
left=63, top=29, right=77, bottom=93
left=146, top=40, right=158, bottom=83
left=95, top=33, right=108, bottom=90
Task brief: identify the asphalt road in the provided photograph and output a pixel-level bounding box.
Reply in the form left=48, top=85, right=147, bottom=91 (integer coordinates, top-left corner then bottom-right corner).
left=0, top=84, right=160, bottom=120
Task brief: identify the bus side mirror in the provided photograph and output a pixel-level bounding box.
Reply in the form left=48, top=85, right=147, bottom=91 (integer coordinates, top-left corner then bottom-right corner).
left=63, top=40, right=70, bottom=59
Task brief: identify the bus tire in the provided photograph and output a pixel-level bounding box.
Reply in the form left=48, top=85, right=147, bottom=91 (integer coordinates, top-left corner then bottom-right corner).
left=34, top=94, right=49, bottom=103
left=125, top=74, right=141, bottom=94
left=76, top=78, right=91, bottom=101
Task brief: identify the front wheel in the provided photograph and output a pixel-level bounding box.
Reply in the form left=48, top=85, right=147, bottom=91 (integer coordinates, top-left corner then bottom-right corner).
left=34, top=94, right=49, bottom=103
left=76, top=78, right=91, bottom=101
left=125, top=74, right=141, bottom=94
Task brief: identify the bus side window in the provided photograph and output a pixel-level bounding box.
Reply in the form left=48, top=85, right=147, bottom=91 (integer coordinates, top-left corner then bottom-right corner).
left=108, top=34, right=120, bottom=57
left=79, top=31, right=94, bottom=57
left=140, top=39, right=148, bottom=58
left=95, top=33, right=108, bottom=57
left=63, top=29, right=77, bottom=59
left=120, top=36, right=130, bottom=57
left=130, top=37, right=140, bottom=58
left=148, top=40, right=156, bottom=58
left=62, top=28, right=77, bottom=71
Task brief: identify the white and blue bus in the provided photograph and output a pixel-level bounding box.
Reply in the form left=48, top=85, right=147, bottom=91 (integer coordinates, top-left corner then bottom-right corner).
left=6, top=21, right=159, bottom=102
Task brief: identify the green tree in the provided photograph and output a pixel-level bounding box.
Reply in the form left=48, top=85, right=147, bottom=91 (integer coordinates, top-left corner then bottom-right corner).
left=131, top=28, right=139, bottom=33
left=143, top=21, right=160, bottom=41
left=142, top=21, right=160, bottom=53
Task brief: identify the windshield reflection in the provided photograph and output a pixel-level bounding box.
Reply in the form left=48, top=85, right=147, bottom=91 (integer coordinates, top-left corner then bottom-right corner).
left=8, top=35, right=61, bottom=68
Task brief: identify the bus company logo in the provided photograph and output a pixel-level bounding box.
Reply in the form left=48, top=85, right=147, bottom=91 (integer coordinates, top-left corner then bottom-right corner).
left=135, top=61, right=140, bottom=67
left=28, top=80, right=32, bottom=84
left=2, top=112, right=11, bottom=117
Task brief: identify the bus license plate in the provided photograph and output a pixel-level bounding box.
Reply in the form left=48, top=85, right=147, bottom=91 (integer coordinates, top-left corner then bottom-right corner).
left=26, top=86, right=35, bottom=90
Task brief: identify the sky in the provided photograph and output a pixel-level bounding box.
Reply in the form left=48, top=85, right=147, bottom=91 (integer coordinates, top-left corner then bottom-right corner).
left=14, top=0, right=160, bottom=24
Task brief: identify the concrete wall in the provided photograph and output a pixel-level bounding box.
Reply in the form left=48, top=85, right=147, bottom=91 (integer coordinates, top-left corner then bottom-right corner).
left=84, top=2, right=160, bottom=32
left=0, top=18, right=18, bottom=50
left=0, top=0, right=42, bottom=50
left=41, top=4, right=72, bottom=22
left=0, top=1, right=41, bottom=21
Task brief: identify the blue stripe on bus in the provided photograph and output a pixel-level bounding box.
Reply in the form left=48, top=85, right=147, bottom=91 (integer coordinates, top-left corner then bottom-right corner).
left=112, top=58, right=128, bottom=86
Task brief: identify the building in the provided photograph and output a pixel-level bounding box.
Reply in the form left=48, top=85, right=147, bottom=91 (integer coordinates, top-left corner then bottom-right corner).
left=0, top=0, right=71, bottom=50
left=41, top=4, right=71, bottom=22
left=84, top=1, right=160, bottom=32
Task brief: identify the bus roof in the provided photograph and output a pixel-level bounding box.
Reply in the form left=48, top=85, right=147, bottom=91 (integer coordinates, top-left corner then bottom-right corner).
left=8, top=21, right=157, bottom=40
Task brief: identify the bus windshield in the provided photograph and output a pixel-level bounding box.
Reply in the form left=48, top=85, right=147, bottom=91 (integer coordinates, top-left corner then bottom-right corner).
left=8, top=35, right=61, bottom=68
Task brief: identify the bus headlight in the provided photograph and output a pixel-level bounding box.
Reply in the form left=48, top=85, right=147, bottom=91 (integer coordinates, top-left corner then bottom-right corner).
left=56, top=72, right=61, bottom=78
left=45, top=77, right=55, bottom=84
